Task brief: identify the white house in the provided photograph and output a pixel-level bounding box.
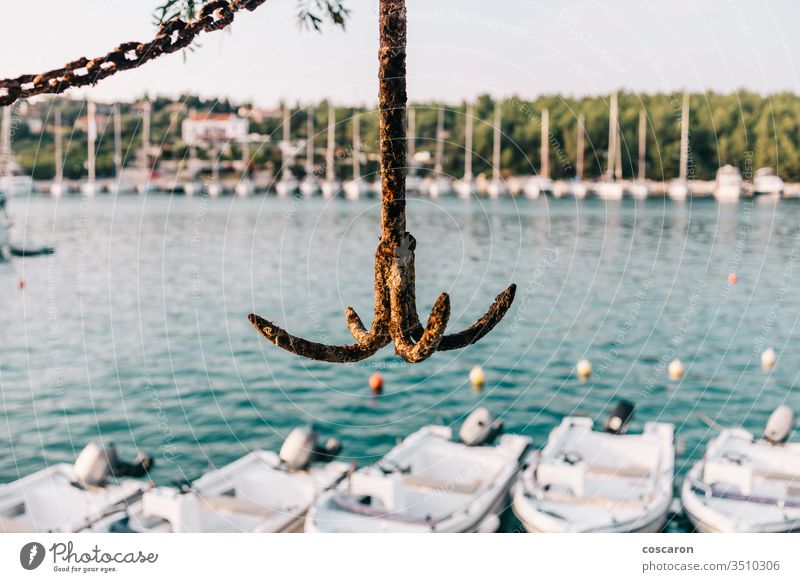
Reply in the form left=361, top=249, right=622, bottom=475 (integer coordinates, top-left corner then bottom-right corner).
left=182, top=112, right=249, bottom=144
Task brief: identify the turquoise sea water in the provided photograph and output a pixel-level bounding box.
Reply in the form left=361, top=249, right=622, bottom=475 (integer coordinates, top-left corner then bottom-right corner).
left=2, top=195, right=799, bottom=531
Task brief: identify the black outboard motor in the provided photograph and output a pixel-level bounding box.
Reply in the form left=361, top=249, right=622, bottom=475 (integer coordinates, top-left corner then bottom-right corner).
left=73, top=443, right=153, bottom=487
left=279, top=426, right=343, bottom=470
left=603, top=400, right=635, bottom=435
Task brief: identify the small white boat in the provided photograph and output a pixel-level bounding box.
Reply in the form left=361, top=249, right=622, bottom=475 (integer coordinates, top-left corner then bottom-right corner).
left=629, top=180, right=650, bottom=200
left=320, top=180, right=342, bottom=199
left=554, top=179, right=588, bottom=199
left=300, top=177, right=321, bottom=197
left=306, top=408, right=531, bottom=533
left=80, top=181, right=98, bottom=197
left=344, top=180, right=369, bottom=201
left=523, top=176, right=554, bottom=199
left=668, top=179, right=689, bottom=201
left=752, top=167, right=784, bottom=198
left=0, top=443, right=152, bottom=533
left=235, top=179, right=255, bottom=197
left=682, top=406, right=800, bottom=533
left=113, top=428, right=348, bottom=533
left=512, top=401, right=675, bottom=533
left=714, top=164, right=743, bottom=201
left=406, top=175, right=424, bottom=196
left=427, top=176, right=454, bottom=198
left=595, top=181, right=625, bottom=201
left=206, top=182, right=225, bottom=198
left=182, top=181, right=204, bottom=197
left=454, top=178, right=477, bottom=199
left=49, top=181, right=66, bottom=197
left=275, top=176, right=300, bottom=198
left=0, top=175, right=34, bottom=197
left=487, top=179, right=509, bottom=199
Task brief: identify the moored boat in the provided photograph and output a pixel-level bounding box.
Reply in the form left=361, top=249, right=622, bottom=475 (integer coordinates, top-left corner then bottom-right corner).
left=681, top=406, right=800, bottom=533
left=306, top=408, right=531, bottom=533
left=512, top=401, right=675, bottom=533
left=112, top=427, right=348, bottom=533
left=0, top=443, right=152, bottom=533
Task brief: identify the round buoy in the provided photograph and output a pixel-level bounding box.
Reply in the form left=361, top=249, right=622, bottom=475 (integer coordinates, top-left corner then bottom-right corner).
left=576, top=358, right=592, bottom=380
left=369, top=373, right=383, bottom=394
left=727, top=273, right=738, bottom=284
left=18, top=279, right=25, bottom=290
left=761, top=347, right=777, bottom=370
left=668, top=358, right=684, bottom=380
left=469, top=366, right=485, bottom=388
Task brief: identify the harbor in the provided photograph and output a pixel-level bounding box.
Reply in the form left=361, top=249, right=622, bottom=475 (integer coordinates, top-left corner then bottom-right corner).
left=2, top=193, right=798, bottom=532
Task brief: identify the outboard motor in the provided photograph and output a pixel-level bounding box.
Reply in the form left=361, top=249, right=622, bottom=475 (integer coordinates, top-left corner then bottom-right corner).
left=74, top=443, right=153, bottom=487
left=459, top=407, right=503, bottom=446
left=603, top=400, right=635, bottom=435
left=764, top=405, right=794, bottom=445
left=280, top=426, right=318, bottom=470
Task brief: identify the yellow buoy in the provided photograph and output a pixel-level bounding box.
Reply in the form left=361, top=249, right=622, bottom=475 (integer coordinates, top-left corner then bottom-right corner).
left=576, top=358, right=592, bottom=380
left=668, top=358, right=684, bottom=381
left=469, top=365, right=486, bottom=387
left=761, top=348, right=777, bottom=370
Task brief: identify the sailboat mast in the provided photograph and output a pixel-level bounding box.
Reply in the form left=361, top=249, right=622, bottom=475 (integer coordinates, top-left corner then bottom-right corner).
left=87, top=100, right=96, bottom=183
left=305, top=106, right=315, bottom=178
left=492, top=102, right=502, bottom=180
left=141, top=101, right=151, bottom=173
left=540, top=108, right=550, bottom=179
left=113, top=105, right=122, bottom=178
left=576, top=113, right=585, bottom=179
left=54, top=107, right=63, bottom=183
left=281, top=103, right=291, bottom=175
left=241, top=135, right=250, bottom=179
left=407, top=107, right=416, bottom=175
left=352, top=112, right=361, bottom=181
left=607, top=93, right=617, bottom=179
left=464, top=102, right=473, bottom=181
left=679, top=92, right=689, bottom=181
left=638, top=108, right=647, bottom=180
left=434, top=107, right=445, bottom=177
left=326, top=102, right=335, bottom=182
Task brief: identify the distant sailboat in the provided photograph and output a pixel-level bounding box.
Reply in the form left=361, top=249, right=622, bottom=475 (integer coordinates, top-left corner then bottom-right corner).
left=555, top=113, right=589, bottom=199
left=596, top=92, right=624, bottom=200
left=524, top=107, right=554, bottom=198
left=136, top=101, right=154, bottom=194
left=344, top=111, right=368, bottom=200
left=487, top=102, right=508, bottom=198
left=183, top=144, right=203, bottom=196
left=80, top=100, right=98, bottom=197
left=235, top=133, right=254, bottom=197
left=668, top=92, right=690, bottom=201
left=300, top=106, right=320, bottom=196
left=207, top=141, right=224, bottom=197
left=1, top=105, right=34, bottom=197
left=427, top=107, right=453, bottom=198
left=321, top=102, right=341, bottom=199
left=275, top=104, right=299, bottom=198
left=455, top=102, right=477, bottom=199
left=49, top=107, right=65, bottom=197
left=405, top=106, right=422, bottom=194
left=630, top=109, right=650, bottom=199
left=109, top=105, right=134, bottom=195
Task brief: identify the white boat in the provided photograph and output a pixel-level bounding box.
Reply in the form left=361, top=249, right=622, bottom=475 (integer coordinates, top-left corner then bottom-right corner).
left=714, top=165, right=743, bottom=201
left=300, top=177, right=321, bottom=197
left=321, top=180, right=342, bottom=199
left=182, top=181, right=203, bottom=197
left=0, top=443, right=152, bottom=533
left=306, top=408, right=531, bottom=533
left=512, top=401, right=675, bottom=533
left=427, top=176, right=453, bottom=198
left=595, top=181, right=625, bottom=201
left=682, top=406, right=800, bottom=533
left=344, top=179, right=369, bottom=201
left=206, top=182, right=225, bottom=198
left=523, top=176, right=554, bottom=199
left=80, top=181, right=98, bottom=197
left=553, top=179, right=588, bottom=199
left=454, top=178, right=477, bottom=199
left=0, top=175, right=33, bottom=197
left=406, top=174, right=424, bottom=196
left=110, top=181, right=137, bottom=195
left=752, top=167, right=784, bottom=198
left=629, top=180, right=650, bottom=200
left=112, top=428, right=349, bottom=533
left=235, top=179, right=255, bottom=197
left=487, top=179, right=509, bottom=199
left=275, top=176, right=300, bottom=198
left=668, top=179, right=689, bottom=201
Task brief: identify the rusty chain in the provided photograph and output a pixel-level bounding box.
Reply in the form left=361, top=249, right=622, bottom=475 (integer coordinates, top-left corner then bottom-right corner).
left=0, top=0, right=266, bottom=107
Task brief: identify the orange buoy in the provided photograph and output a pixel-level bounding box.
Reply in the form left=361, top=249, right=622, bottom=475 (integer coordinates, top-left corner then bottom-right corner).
left=18, top=279, right=25, bottom=289
left=727, top=273, right=738, bottom=284
left=369, top=373, right=383, bottom=394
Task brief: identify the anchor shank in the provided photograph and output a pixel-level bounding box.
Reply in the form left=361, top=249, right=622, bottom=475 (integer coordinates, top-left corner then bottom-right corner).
left=378, top=0, right=408, bottom=246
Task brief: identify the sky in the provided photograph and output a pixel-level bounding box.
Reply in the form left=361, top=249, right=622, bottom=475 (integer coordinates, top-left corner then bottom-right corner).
left=1, top=0, right=798, bottom=107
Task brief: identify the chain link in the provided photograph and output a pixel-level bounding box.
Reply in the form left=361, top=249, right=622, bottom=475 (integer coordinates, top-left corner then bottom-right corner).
left=0, top=0, right=267, bottom=107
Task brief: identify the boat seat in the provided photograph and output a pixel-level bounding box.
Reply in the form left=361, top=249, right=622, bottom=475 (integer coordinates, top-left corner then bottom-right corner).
left=198, top=495, right=281, bottom=518
left=403, top=475, right=481, bottom=495
left=585, top=464, right=652, bottom=479
left=0, top=516, right=37, bottom=533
